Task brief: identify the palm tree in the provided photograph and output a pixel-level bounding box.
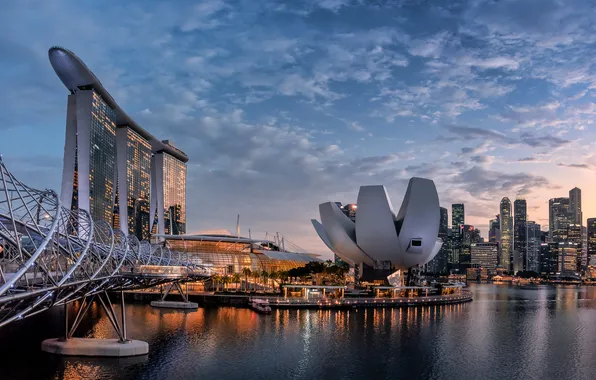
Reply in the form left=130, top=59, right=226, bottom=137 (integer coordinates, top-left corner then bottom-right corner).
left=212, top=274, right=221, bottom=292
left=253, top=271, right=260, bottom=292
left=222, top=275, right=231, bottom=291
left=261, top=270, right=269, bottom=291
left=242, top=268, right=252, bottom=292
left=232, top=273, right=241, bottom=290
left=269, top=271, right=280, bottom=293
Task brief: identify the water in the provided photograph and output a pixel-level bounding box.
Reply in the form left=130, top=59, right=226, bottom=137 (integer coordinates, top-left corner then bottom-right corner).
left=2, top=284, right=596, bottom=380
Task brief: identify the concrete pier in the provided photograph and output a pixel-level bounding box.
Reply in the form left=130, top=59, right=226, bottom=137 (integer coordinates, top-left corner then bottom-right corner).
left=41, top=338, right=148, bottom=357
left=150, top=300, right=198, bottom=309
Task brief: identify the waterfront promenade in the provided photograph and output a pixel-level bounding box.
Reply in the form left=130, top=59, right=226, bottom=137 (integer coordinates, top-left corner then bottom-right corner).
left=125, top=287, right=472, bottom=309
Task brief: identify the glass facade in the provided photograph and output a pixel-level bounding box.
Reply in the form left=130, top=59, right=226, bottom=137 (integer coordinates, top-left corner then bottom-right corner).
left=513, top=199, right=527, bottom=270
left=166, top=240, right=316, bottom=275
left=163, top=153, right=187, bottom=235
left=125, top=128, right=152, bottom=240
left=471, top=243, right=499, bottom=272
left=549, top=197, right=570, bottom=242
left=500, top=197, right=513, bottom=270
left=87, top=91, right=117, bottom=225
left=558, top=242, right=579, bottom=273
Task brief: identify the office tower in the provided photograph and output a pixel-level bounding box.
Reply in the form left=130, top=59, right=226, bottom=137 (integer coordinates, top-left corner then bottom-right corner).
left=569, top=187, right=582, bottom=226
left=567, top=224, right=582, bottom=271
left=500, top=197, right=513, bottom=271
left=587, top=218, right=596, bottom=266
left=540, top=242, right=558, bottom=275
left=489, top=217, right=501, bottom=243
left=471, top=242, right=499, bottom=273
left=151, top=144, right=188, bottom=235
left=451, top=203, right=464, bottom=265
left=50, top=46, right=189, bottom=238
left=526, top=221, right=541, bottom=273
left=514, top=199, right=527, bottom=271
left=430, top=207, right=449, bottom=274
left=558, top=242, right=579, bottom=274
left=459, top=224, right=479, bottom=267
left=549, top=197, right=570, bottom=242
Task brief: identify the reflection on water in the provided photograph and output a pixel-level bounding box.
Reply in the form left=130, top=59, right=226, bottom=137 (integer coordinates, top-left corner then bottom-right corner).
left=1, top=284, right=596, bottom=379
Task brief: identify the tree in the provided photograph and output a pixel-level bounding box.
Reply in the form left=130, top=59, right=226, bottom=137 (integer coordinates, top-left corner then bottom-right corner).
left=242, top=267, right=252, bottom=292
left=222, top=275, right=232, bottom=291
left=232, top=273, right=241, bottom=290
left=261, top=270, right=269, bottom=291
left=212, top=274, right=221, bottom=292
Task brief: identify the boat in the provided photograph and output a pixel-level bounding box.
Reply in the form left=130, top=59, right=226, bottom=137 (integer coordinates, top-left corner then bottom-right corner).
left=249, top=298, right=272, bottom=314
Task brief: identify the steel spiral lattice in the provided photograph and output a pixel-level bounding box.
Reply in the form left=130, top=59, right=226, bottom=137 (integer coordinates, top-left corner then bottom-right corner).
left=0, top=158, right=209, bottom=327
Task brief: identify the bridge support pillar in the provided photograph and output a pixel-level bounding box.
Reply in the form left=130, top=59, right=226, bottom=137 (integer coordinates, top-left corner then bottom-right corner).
left=151, top=281, right=198, bottom=310
left=41, top=290, right=148, bottom=357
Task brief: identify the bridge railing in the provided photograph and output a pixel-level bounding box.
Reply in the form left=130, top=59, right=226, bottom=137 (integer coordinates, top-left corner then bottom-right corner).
left=0, top=158, right=211, bottom=327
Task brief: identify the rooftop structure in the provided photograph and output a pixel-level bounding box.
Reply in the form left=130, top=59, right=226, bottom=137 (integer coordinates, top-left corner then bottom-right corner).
left=48, top=46, right=187, bottom=237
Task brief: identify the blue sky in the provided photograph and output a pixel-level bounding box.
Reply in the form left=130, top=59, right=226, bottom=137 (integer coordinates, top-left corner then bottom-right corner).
left=1, top=0, right=596, bottom=258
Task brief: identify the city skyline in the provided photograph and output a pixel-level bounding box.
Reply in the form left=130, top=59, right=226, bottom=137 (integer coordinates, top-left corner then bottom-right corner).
left=1, top=1, right=596, bottom=258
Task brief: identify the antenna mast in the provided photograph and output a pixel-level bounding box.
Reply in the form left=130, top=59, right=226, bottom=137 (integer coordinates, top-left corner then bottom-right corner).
left=236, top=214, right=240, bottom=237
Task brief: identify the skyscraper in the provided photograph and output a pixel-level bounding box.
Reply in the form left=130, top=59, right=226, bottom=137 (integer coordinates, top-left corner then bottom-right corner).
left=151, top=145, right=188, bottom=235
left=540, top=242, right=558, bottom=275
left=558, top=242, right=579, bottom=274
left=514, top=199, right=527, bottom=272
left=588, top=218, right=596, bottom=267
left=489, top=215, right=500, bottom=243
left=428, top=206, right=449, bottom=274
left=526, top=221, right=541, bottom=273
left=500, top=197, right=513, bottom=271
left=59, top=86, right=117, bottom=226
left=451, top=203, right=464, bottom=265
left=49, top=46, right=189, bottom=237
left=116, top=127, right=152, bottom=240
left=569, top=187, right=582, bottom=226
left=549, top=197, right=570, bottom=242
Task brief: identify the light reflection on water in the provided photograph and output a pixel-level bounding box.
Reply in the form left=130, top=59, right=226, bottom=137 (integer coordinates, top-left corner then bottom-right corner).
left=1, top=284, right=596, bottom=379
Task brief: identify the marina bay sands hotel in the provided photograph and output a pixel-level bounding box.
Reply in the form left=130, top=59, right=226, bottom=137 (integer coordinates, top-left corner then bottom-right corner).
left=48, top=46, right=186, bottom=240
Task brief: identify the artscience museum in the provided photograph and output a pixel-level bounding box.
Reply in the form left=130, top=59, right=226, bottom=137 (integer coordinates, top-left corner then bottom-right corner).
left=312, top=177, right=443, bottom=282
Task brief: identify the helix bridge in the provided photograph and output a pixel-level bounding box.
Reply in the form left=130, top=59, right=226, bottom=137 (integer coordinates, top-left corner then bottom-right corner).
left=0, top=157, right=211, bottom=341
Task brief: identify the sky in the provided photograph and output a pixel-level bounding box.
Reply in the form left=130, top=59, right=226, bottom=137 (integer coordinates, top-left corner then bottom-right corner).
left=1, top=0, right=596, bottom=259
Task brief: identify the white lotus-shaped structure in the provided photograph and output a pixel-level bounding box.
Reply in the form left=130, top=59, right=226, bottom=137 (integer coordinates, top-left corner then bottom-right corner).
left=312, top=178, right=443, bottom=271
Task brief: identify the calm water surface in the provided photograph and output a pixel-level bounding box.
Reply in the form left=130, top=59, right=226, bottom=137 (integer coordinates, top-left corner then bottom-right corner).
left=1, top=284, right=596, bottom=380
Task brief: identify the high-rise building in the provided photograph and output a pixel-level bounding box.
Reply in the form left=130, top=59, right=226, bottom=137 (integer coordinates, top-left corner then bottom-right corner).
left=558, top=242, right=579, bottom=274
left=59, top=87, right=117, bottom=226
left=116, top=127, right=152, bottom=240
left=567, top=223, right=582, bottom=271
left=500, top=197, right=513, bottom=271
left=526, top=221, right=541, bottom=273
left=549, top=197, right=570, bottom=242
left=514, top=199, right=527, bottom=271
left=587, top=218, right=596, bottom=267
left=151, top=145, right=188, bottom=235
left=540, top=242, right=558, bottom=275
left=460, top=224, right=480, bottom=267
left=428, top=206, right=449, bottom=274
left=569, top=187, right=582, bottom=226
left=49, top=47, right=189, bottom=238
left=471, top=242, right=499, bottom=273
left=489, top=215, right=500, bottom=243
left=451, top=203, right=464, bottom=265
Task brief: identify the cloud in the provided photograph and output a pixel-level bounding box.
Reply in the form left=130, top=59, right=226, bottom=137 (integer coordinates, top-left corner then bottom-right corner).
left=557, top=163, right=591, bottom=170
left=445, top=125, right=570, bottom=149
left=454, top=166, right=553, bottom=198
